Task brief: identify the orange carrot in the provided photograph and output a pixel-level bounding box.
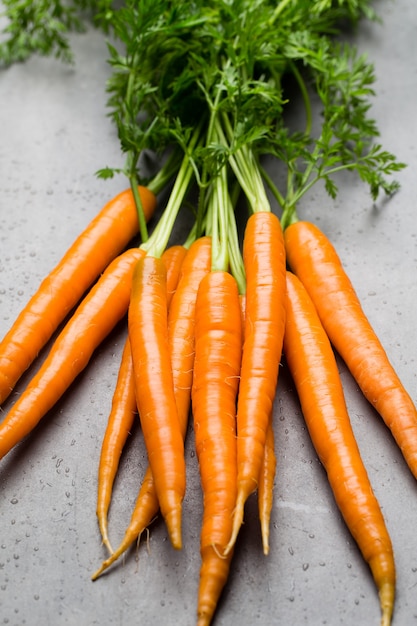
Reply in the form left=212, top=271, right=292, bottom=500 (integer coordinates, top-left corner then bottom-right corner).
left=128, top=254, right=185, bottom=550
left=239, top=291, right=276, bottom=556
left=92, top=236, right=212, bottom=580
left=191, top=270, right=242, bottom=626
left=284, top=270, right=395, bottom=626
left=162, top=244, right=188, bottom=308
left=284, top=220, right=417, bottom=479
left=93, top=240, right=194, bottom=565
left=168, top=236, right=212, bottom=430
left=0, top=186, right=156, bottom=405
left=225, top=210, right=286, bottom=554
left=258, top=415, right=276, bottom=556
left=0, top=248, right=146, bottom=460
left=96, top=338, right=137, bottom=555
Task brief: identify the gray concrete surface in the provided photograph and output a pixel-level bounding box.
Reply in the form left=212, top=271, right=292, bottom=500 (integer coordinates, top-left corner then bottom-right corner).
left=0, top=2, right=416, bottom=625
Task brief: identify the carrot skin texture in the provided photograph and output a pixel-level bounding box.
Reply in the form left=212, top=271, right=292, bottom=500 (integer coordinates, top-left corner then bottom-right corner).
left=284, top=270, right=395, bottom=626
left=92, top=237, right=212, bottom=579
left=191, top=270, right=242, bottom=626
left=0, top=248, right=146, bottom=460
left=128, top=255, right=185, bottom=550
left=284, top=220, right=417, bottom=479
left=239, top=291, right=276, bottom=556
left=96, top=337, right=137, bottom=554
left=226, top=211, right=286, bottom=553
left=168, top=236, right=212, bottom=432
left=258, top=416, right=276, bottom=556
left=0, top=186, right=156, bottom=405
left=162, top=244, right=188, bottom=308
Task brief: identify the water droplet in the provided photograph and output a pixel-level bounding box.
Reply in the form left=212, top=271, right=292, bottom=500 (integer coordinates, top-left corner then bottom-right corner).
left=288, top=546, right=294, bottom=556
left=10, top=498, right=18, bottom=505
left=302, top=563, right=309, bottom=571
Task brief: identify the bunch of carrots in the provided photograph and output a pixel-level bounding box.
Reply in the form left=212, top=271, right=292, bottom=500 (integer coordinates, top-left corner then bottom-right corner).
left=1, top=1, right=416, bottom=625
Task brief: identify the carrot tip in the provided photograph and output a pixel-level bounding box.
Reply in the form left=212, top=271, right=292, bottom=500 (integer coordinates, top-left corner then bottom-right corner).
left=164, top=504, right=183, bottom=550
left=260, top=514, right=271, bottom=555
left=379, top=581, right=394, bottom=626
left=224, top=491, right=246, bottom=555
left=102, top=538, right=114, bottom=556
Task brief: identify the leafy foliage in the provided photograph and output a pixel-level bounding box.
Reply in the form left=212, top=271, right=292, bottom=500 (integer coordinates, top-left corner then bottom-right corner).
left=0, top=0, right=406, bottom=220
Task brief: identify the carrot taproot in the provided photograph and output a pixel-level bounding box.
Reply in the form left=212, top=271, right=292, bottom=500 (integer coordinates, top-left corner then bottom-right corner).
left=284, top=220, right=417, bottom=480
left=191, top=269, right=242, bottom=626
left=128, top=254, right=185, bottom=550
left=93, top=240, right=194, bottom=565
left=168, top=236, right=212, bottom=430
left=92, top=236, right=212, bottom=580
left=239, top=291, right=276, bottom=556
left=162, top=244, right=188, bottom=308
left=258, top=415, right=276, bottom=556
left=96, top=337, right=137, bottom=555
left=0, top=247, right=146, bottom=460
left=284, top=270, right=395, bottom=626
left=225, top=210, right=286, bottom=554
left=0, top=186, right=156, bottom=406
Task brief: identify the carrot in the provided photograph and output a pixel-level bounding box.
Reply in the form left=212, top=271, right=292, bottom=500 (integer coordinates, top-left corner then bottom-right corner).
left=168, top=236, right=212, bottom=430
left=128, top=254, right=185, bottom=550
left=161, top=244, right=188, bottom=308
left=0, top=247, right=146, bottom=460
left=92, top=236, right=212, bottom=580
left=96, top=337, right=137, bottom=555
left=284, top=270, right=395, bottom=626
left=284, top=220, right=417, bottom=479
left=191, top=269, right=242, bottom=626
left=0, top=186, right=156, bottom=405
left=258, top=415, right=276, bottom=556
left=225, top=210, right=286, bottom=554
left=239, top=291, right=277, bottom=556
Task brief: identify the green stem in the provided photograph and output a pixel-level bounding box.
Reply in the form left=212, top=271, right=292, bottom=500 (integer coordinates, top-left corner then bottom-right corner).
left=259, top=164, right=285, bottom=211
left=129, top=166, right=149, bottom=243
left=194, top=73, right=228, bottom=239
left=216, top=114, right=271, bottom=214
left=140, top=128, right=201, bottom=257
left=268, top=0, right=293, bottom=25
left=227, top=195, right=246, bottom=294
left=147, top=148, right=182, bottom=196
left=209, top=163, right=229, bottom=272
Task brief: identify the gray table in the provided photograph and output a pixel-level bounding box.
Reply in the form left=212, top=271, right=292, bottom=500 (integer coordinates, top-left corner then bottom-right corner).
left=1, top=2, right=416, bottom=625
